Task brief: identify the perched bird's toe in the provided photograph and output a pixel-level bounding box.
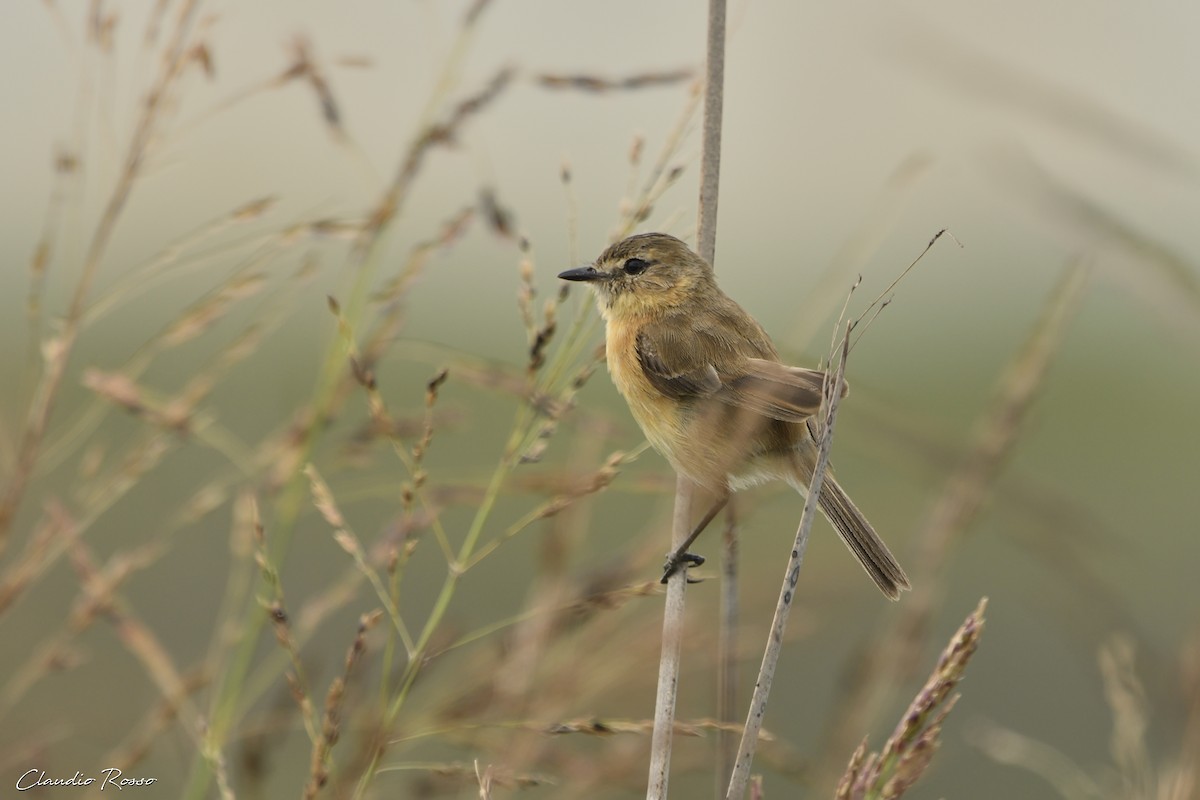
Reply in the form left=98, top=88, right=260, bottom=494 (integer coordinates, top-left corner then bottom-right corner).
left=660, top=551, right=706, bottom=584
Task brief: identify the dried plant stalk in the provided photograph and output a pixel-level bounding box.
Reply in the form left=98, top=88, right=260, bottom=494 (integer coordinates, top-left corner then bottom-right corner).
left=648, top=1, right=727, bottom=797
left=724, top=326, right=851, bottom=800
left=819, top=261, right=1089, bottom=784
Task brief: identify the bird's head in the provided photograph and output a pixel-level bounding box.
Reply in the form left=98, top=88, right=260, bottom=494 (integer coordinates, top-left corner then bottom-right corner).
left=558, top=232, right=715, bottom=319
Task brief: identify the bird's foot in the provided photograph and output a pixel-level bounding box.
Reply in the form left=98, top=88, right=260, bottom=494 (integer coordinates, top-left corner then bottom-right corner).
left=661, top=551, right=706, bottom=584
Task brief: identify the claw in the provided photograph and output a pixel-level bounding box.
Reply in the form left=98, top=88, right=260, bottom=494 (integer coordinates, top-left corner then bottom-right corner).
left=660, top=551, right=706, bottom=584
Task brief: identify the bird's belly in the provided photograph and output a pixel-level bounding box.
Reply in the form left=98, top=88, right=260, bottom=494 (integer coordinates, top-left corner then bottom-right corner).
left=605, top=324, right=699, bottom=480
left=609, top=356, right=682, bottom=454
left=605, top=322, right=800, bottom=491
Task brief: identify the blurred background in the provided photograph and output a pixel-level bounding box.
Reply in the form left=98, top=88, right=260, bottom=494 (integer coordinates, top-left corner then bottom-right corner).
left=1, top=1, right=1198, bottom=798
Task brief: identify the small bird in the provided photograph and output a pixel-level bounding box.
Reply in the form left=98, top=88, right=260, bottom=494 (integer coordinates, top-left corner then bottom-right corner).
left=558, top=232, right=909, bottom=599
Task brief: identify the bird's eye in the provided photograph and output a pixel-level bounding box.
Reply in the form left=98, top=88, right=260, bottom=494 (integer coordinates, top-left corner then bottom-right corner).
left=623, top=257, right=650, bottom=275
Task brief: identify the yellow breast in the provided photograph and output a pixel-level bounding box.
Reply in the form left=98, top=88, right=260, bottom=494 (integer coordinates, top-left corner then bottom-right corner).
left=605, top=315, right=691, bottom=474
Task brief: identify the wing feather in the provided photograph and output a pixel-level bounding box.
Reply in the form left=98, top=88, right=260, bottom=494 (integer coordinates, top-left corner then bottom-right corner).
left=636, top=325, right=844, bottom=424
left=636, top=328, right=721, bottom=399
left=724, top=358, right=825, bottom=422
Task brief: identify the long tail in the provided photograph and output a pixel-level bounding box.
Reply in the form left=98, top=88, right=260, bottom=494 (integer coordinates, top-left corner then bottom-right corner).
left=817, top=475, right=910, bottom=600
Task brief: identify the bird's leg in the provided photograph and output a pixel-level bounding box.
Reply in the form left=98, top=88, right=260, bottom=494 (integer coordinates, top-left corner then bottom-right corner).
left=661, top=493, right=730, bottom=583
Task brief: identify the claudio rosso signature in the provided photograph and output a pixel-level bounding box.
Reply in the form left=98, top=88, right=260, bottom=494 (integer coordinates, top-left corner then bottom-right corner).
left=16, top=768, right=157, bottom=791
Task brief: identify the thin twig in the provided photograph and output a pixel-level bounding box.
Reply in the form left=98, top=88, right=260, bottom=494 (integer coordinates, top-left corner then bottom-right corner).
left=725, top=323, right=852, bottom=800
left=848, top=228, right=960, bottom=354
left=817, top=260, right=1090, bottom=787
left=647, top=475, right=696, bottom=799
left=696, top=0, right=727, bottom=266
left=716, top=500, right=740, bottom=795
left=648, top=1, right=726, bottom=797
left=699, top=3, right=733, bottom=794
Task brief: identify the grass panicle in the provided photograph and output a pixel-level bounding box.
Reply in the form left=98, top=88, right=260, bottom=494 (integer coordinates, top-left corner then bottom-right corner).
left=836, top=598, right=987, bottom=800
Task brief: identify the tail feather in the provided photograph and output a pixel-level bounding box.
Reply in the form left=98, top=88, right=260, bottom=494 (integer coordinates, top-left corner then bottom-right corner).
left=817, top=476, right=910, bottom=600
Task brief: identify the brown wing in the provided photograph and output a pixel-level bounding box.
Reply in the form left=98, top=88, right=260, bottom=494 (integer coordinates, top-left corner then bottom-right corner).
left=636, top=321, right=840, bottom=423
left=723, top=358, right=826, bottom=422
left=636, top=326, right=722, bottom=399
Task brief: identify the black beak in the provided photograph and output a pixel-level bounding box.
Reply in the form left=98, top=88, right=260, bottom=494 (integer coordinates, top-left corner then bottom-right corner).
left=557, top=265, right=607, bottom=282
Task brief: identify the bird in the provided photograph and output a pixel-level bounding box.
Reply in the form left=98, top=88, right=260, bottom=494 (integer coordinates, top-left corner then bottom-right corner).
left=558, top=232, right=909, bottom=599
